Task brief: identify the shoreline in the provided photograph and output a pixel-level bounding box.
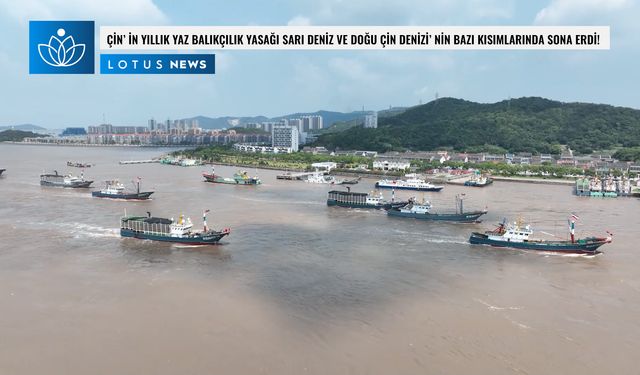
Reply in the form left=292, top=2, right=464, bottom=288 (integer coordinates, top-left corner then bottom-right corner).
left=5, top=142, right=579, bottom=186
left=206, top=162, right=576, bottom=186
left=1, top=141, right=193, bottom=148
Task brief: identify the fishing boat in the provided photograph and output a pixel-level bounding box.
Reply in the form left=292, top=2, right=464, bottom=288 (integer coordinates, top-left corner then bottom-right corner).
left=120, top=210, right=230, bottom=245
left=334, top=176, right=361, bottom=185
left=40, top=171, right=93, bottom=188
left=203, top=168, right=261, bottom=185
left=327, top=187, right=409, bottom=209
left=92, top=178, right=154, bottom=200
left=464, top=173, right=493, bottom=187
left=67, top=161, right=92, bottom=168
left=387, top=194, right=487, bottom=223
left=306, top=171, right=336, bottom=184
left=375, top=174, right=444, bottom=192
left=469, top=215, right=612, bottom=254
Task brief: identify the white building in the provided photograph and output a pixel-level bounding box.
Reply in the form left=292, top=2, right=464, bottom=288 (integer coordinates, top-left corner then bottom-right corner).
left=233, top=143, right=294, bottom=154
left=311, top=162, right=337, bottom=172
left=364, top=112, right=378, bottom=128
left=373, top=159, right=411, bottom=171
left=272, top=125, right=299, bottom=152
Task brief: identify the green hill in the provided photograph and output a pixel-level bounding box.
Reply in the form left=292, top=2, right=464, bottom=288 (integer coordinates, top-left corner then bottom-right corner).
left=314, top=97, right=640, bottom=154
left=0, top=130, right=47, bottom=142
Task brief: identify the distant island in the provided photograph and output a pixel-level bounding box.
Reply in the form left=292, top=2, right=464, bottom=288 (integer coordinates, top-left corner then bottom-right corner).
left=0, top=124, right=47, bottom=133
left=314, top=97, right=640, bottom=159
left=0, top=129, right=48, bottom=142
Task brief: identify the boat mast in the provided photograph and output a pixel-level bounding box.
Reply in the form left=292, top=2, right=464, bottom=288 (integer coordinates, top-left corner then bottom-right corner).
left=203, top=209, right=210, bottom=232
left=569, top=214, right=578, bottom=243
left=456, top=194, right=465, bottom=214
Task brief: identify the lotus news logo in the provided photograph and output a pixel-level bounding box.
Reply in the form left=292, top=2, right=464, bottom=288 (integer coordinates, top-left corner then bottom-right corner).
left=29, top=21, right=94, bottom=74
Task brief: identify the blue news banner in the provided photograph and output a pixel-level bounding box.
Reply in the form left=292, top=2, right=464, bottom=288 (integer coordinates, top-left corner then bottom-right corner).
left=100, top=54, right=215, bottom=74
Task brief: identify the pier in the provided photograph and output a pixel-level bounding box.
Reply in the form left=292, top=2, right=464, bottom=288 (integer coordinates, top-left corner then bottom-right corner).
left=276, top=171, right=319, bottom=180
left=119, top=159, right=160, bottom=165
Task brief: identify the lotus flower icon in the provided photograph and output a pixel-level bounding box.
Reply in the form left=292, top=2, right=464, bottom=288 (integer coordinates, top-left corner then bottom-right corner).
left=38, top=28, right=85, bottom=67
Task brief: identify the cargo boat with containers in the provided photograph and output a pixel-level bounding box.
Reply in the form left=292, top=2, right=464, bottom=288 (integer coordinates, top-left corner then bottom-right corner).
left=327, top=187, right=409, bottom=209
left=120, top=210, right=230, bottom=245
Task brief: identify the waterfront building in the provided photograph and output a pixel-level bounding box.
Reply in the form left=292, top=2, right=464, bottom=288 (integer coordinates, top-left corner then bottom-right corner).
left=373, top=159, right=411, bottom=171
left=233, top=143, right=293, bottom=154
left=311, top=162, right=337, bottom=172
left=60, top=127, right=87, bottom=136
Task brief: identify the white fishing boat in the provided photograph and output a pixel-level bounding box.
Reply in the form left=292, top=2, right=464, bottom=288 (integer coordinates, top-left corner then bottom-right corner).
left=375, top=174, right=444, bottom=192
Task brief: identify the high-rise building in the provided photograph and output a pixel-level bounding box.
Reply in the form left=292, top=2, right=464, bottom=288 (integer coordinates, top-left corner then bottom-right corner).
left=364, top=112, right=378, bottom=128
left=272, top=125, right=299, bottom=152
left=288, top=118, right=303, bottom=133
left=301, top=115, right=323, bottom=131
left=148, top=118, right=157, bottom=131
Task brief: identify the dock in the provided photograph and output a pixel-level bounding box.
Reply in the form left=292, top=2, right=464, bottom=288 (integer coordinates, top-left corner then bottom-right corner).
left=119, top=159, right=160, bottom=165
left=276, top=172, right=318, bottom=180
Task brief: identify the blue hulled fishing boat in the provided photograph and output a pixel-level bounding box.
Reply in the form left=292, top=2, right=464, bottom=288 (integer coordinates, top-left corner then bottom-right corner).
left=92, top=178, right=154, bottom=200
left=387, top=194, right=487, bottom=223
left=469, top=215, right=612, bottom=254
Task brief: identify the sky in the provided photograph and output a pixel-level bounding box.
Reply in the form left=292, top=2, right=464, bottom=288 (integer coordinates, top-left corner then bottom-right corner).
left=0, top=0, right=638, bottom=128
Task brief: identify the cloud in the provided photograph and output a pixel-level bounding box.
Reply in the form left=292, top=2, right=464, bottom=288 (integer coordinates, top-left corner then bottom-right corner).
left=0, top=0, right=167, bottom=25
left=299, top=0, right=513, bottom=26
left=287, top=15, right=311, bottom=26
left=534, top=0, right=631, bottom=24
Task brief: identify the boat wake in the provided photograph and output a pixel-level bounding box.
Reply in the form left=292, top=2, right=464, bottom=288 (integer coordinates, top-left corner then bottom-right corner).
left=540, top=251, right=602, bottom=258
left=234, top=196, right=324, bottom=206
left=68, top=223, right=120, bottom=238
left=474, top=298, right=523, bottom=311
left=391, top=229, right=468, bottom=245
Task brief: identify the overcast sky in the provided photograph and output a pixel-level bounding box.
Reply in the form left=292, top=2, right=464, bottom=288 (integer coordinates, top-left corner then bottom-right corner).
left=0, top=0, right=638, bottom=128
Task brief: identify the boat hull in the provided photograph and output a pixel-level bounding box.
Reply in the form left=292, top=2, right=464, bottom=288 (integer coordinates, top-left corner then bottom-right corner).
left=464, top=180, right=493, bottom=187
left=469, top=232, right=608, bottom=254
left=120, top=228, right=228, bottom=245
left=40, top=180, right=93, bottom=188
left=375, top=182, right=443, bottom=192
left=92, top=191, right=154, bottom=200
left=388, top=209, right=486, bottom=223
